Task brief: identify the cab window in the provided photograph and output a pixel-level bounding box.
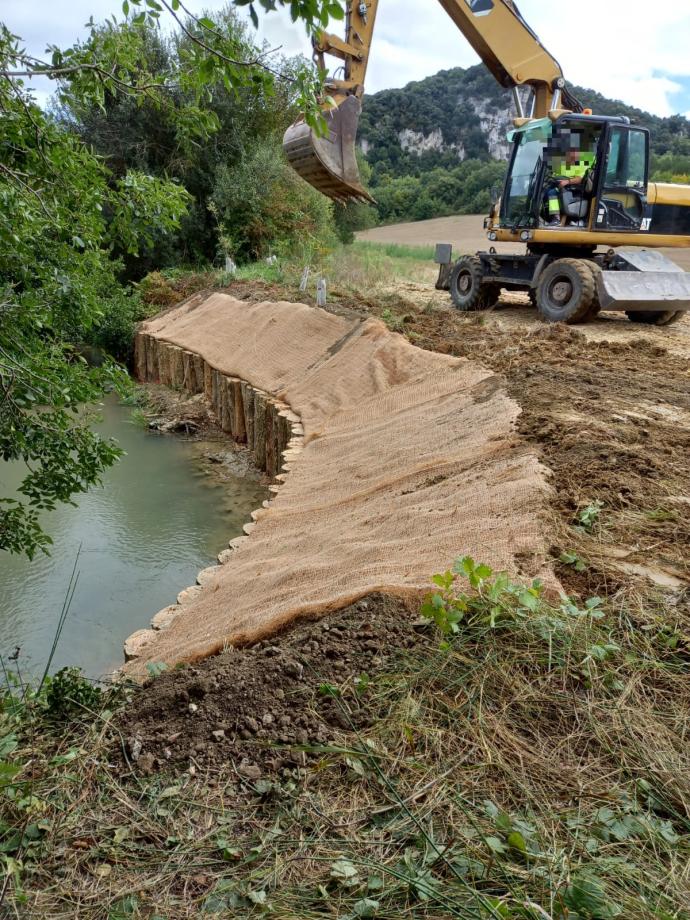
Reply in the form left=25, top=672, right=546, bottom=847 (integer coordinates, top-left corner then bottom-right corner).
left=465, top=0, right=494, bottom=14
left=598, top=127, right=649, bottom=230
left=604, top=127, right=647, bottom=189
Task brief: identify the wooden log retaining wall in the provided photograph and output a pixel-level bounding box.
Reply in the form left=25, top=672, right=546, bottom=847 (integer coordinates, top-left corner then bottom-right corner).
left=134, top=332, right=298, bottom=480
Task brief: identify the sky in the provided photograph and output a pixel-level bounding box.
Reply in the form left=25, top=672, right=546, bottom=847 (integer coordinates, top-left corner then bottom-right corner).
left=5, top=0, right=690, bottom=118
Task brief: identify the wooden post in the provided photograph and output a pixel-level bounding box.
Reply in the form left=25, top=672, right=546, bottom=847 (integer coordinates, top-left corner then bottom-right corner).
left=158, top=343, right=171, bottom=386
left=233, top=379, right=246, bottom=443
left=170, top=346, right=184, bottom=388
left=265, top=403, right=276, bottom=477
left=253, top=391, right=267, bottom=471
left=182, top=351, right=196, bottom=392
left=144, top=337, right=155, bottom=382
left=223, top=378, right=235, bottom=435
left=241, top=381, right=255, bottom=451
left=203, top=362, right=213, bottom=401
left=192, top=354, right=204, bottom=394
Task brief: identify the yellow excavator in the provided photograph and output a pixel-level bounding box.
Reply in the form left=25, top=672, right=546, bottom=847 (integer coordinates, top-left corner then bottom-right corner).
left=284, top=0, right=690, bottom=325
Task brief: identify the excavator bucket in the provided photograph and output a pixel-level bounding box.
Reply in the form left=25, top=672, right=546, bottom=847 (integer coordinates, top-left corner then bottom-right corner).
left=283, top=95, right=374, bottom=204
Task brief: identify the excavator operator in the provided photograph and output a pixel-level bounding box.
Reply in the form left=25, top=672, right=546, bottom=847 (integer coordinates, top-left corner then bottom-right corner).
left=545, top=137, right=597, bottom=226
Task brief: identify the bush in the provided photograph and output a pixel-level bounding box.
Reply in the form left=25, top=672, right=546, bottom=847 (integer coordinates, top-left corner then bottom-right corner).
left=211, top=141, right=336, bottom=263
left=86, top=288, right=150, bottom=365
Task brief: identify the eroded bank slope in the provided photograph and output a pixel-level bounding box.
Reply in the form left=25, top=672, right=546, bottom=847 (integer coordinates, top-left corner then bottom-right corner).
left=125, top=293, right=554, bottom=677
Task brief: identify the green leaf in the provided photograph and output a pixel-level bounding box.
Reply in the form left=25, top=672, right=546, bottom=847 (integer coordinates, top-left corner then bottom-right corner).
left=331, top=858, right=359, bottom=884
left=198, top=16, right=215, bottom=29
left=507, top=831, right=527, bottom=853
left=249, top=4, right=259, bottom=27
left=485, top=836, right=507, bottom=854
left=121, top=0, right=130, bottom=14
left=353, top=898, right=379, bottom=917
left=113, top=826, right=130, bottom=845
left=564, top=876, right=622, bottom=919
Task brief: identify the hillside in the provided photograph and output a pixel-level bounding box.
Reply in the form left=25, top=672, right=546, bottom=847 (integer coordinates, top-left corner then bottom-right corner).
left=358, top=65, right=690, bottom=222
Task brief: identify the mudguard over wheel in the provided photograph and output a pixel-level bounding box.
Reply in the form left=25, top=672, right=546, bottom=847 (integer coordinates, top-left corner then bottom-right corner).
left=536, top=258, right=596, bottom=324
left=449, top=256, right=500, bottom=311
left=626, top=310, right=684, bottom=326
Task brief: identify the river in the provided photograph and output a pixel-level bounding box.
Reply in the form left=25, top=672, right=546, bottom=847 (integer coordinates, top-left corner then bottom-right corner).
left=0, top=395, right=267, bottom=681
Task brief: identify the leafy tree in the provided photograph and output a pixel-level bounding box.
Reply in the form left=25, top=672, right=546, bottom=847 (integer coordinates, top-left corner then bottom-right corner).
left=0, top=0, right=344, bottom=557
left=59, top=11, right=308, bottom=273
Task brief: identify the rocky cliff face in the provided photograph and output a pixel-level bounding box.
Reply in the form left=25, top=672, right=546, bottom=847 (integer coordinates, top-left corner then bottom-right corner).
left=360, top=75, right=531, bottom=165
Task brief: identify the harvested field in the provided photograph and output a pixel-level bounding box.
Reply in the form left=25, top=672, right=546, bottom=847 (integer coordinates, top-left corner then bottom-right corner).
left=357, top=213, right=690, bottom=272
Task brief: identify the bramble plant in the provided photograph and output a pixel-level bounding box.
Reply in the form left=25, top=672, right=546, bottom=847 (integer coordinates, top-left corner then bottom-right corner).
left=421, top=556, right=544, bottom=637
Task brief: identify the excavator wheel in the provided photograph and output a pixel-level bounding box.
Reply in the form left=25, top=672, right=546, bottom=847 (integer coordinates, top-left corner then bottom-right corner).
left=449, top=256, right=500, bottom=311
left=585, top=262, right=602, bottom=321
left=625, top=310, right=684, bottom=326
left=536, top=258, right=596, bottom=324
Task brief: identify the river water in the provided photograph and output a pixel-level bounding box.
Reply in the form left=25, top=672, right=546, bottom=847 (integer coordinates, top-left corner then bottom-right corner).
left=0, top=396, right=267, bottom=680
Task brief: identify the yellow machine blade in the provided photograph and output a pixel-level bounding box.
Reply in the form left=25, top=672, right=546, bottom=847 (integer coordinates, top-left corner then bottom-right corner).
left=283, top=96, right=374, bottom=204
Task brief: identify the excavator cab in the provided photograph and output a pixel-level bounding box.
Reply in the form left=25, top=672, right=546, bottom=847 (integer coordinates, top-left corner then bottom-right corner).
left=499, top=116, right=650, bottom=234
left=501, top=118, right=600, bottom=230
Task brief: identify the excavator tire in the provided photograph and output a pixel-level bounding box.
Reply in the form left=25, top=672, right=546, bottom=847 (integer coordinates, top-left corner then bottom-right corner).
left=449, top=256, right=500, bottom=311
left=585, top=262, right=602, bottom=321
left=625, top=310, right=684, bottom=326
left=536, top=258, right=596, bottom=324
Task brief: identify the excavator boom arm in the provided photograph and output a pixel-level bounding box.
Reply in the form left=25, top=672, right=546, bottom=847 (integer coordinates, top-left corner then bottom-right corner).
left=285, top=0, right=579, bottom=201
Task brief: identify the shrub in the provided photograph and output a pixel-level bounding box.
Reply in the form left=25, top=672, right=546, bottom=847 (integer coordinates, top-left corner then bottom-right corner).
left=210, top=140, right=336, bottom=263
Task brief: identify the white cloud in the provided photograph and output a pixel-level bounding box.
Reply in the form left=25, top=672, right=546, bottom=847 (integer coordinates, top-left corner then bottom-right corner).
left=3, top=0, right=690, bottom=116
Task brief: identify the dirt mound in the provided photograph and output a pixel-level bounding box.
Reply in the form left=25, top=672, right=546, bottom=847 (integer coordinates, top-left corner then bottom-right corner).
left=122, top=594, right=420, bottom=775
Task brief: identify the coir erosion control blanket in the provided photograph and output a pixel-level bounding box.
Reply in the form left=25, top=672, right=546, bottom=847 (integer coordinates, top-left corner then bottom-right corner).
left=124, top=293, right=553, bottom=677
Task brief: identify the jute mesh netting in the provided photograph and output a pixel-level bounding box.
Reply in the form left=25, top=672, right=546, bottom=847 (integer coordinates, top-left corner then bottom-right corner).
left=124, top=293, right=553, bottom=677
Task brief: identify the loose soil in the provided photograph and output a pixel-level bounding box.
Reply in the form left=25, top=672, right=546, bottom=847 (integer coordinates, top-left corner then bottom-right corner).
left=124, top=595, right=421, bottom=775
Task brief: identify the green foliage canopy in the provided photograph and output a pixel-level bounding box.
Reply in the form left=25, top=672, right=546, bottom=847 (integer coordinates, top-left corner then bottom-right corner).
left=0, top=0, right=344, bottom=558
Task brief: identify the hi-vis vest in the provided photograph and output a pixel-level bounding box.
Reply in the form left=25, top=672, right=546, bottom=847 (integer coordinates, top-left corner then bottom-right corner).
left=554, top=152, right=596, bottom=179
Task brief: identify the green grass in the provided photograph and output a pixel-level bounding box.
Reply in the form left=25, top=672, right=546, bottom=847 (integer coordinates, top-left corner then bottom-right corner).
left=351, top=241, right=437, bottom=262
